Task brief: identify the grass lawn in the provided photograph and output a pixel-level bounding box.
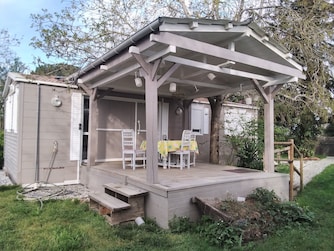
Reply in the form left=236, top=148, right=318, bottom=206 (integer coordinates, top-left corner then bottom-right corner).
left=1, top=164, right=334, bottom=250
left=251, top=164, right=334, bottom=251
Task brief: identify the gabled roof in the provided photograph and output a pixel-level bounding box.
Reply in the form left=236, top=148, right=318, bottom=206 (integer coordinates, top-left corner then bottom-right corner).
left=70, top=17, right=305, bottom=99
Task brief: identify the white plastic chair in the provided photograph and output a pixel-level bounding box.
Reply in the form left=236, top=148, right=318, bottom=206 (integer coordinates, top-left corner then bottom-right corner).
left=121, top=129, right=146, bottom=170
left=168, top=130, right=192, bottom=170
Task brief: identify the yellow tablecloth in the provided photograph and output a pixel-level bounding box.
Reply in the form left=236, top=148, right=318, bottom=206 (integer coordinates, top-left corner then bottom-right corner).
left=140, top=140, right=199, bottom=158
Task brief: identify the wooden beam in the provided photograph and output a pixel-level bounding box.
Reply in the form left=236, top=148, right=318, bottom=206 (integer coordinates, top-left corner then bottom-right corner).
left=262, top=77, right=297, bottom=88
left=89, top=46, right=176, bottom=88
left=252, top=79, right=269, bottom=104
left=165, top=55, right=275, bottom=82
left=157, top=64, right=180, bottom=87
left=167, top=77, right=227, bottom=89
left=150, top=32, right=305, bottom=79
left=79, top=39, right=156, bottom=83
left=78, top=82, right=92, bottom=95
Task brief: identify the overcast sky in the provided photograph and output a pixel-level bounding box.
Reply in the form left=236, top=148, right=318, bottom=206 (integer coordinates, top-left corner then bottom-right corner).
left=0, top=0, right=70, bottom=71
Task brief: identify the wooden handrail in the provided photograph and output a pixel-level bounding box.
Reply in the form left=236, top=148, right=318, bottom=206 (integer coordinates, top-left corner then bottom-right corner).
left=274, top=139, right=304, bottom=201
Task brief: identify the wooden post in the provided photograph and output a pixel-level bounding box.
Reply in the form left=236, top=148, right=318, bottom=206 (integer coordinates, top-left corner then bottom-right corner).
left=300, top=154, right=304, bottom=192
left=263, top=91, right=275, bottom=172
left=289, top=139, right=294, bottom=201
left=144, top=76, right=159, bottom=184
left=87, top=92, right=98, bottom=167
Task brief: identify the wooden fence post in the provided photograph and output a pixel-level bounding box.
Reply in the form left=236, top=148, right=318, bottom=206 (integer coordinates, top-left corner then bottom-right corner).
left=289, top=139, right=294, bottom=201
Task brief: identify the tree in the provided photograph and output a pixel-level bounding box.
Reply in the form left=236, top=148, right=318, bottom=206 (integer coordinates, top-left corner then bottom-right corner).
left=32, top=63, right=79, bottom=76
left=0, top=29, right=27, bottom=130
left=30, top=0, right=334, bottom=162
left=249, top=0, right=334, bottom=153
left=0, top=29, right=25, bottom=82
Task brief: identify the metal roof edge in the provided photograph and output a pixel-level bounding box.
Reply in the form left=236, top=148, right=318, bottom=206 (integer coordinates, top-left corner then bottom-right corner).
left=67, top=17, right=166, bottom=82
left=4, top=72, right=78, bottom=91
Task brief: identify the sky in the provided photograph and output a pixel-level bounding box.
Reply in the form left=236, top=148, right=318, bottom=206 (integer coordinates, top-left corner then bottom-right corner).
left=0, top=0, right=70, bottom=71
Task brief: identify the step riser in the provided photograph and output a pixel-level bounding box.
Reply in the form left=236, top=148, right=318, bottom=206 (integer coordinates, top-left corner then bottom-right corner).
left=89, top=183, right=148, bottom=225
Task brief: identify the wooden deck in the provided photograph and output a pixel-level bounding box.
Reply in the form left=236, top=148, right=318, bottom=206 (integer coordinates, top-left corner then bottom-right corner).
left=81, top=162, right=289, bottom=228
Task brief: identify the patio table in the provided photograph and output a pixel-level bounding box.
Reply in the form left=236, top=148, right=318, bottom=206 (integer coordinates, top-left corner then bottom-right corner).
left=140, top=140, right=199, bottom=169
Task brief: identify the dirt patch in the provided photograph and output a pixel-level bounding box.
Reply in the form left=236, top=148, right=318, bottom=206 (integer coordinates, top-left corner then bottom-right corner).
left=197, top=197, right=277, bottom=243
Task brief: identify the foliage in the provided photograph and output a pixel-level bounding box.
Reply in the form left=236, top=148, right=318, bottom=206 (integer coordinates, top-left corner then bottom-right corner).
left=274, top=102, right=326, bottom=157
left=253, top=164, right=334, bottom=250
left=246, top=188, right=314, bottom=230
left=324, top=117, right=334, bottom=136
left=168, top=215, right=195, bottom=233
left=275, top=163, right=290, bottom=174
left=196, top=187, right=314, bottom=248
left=227, top=119, right=264, bottom=170
left=259, top=0, right=334, bottom=139
left=0, top=29, right=27, bottom=83
left=31, top=63, right=79, bottom=76
left=197, top=216, right=243, bottom=249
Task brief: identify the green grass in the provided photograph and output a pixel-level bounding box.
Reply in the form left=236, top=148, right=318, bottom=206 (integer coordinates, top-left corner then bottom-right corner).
left=250, top=164, right=334, bottom=251
left=0, top=185, right=221, bottom=251
left=275, top=163, right=290, bottom=173
left=1, top=165, right=334, bottom=250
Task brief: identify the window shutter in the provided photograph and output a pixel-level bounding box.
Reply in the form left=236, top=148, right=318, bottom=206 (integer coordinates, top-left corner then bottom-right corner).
left=70, top=92, right=83, bottom=160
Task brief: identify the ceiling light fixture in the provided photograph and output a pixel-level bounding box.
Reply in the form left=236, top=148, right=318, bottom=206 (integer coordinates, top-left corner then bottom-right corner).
left=207, top=73, right=216, bottom=80
left=169, top=82, right=177, bottom=93
left=134, top=71, right=143, bottom=87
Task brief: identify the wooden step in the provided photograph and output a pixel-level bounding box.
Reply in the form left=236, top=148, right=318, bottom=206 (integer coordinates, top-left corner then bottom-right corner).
left=104, top=183, right=148, bottom=199
left=89, top=192, right=130, bottom=213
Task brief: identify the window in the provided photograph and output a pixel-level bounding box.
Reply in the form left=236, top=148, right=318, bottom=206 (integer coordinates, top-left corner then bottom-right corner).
left=191, top=103, right=209, bottom=135
left=4, top=85, right=19, bottom=133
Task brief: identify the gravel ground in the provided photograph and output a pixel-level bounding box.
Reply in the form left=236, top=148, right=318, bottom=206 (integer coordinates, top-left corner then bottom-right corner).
left=0, top=169, right=12, bottom=186
left=293, top=157, right=334, bottom=187
left=0, top=169, right=90, bottom=201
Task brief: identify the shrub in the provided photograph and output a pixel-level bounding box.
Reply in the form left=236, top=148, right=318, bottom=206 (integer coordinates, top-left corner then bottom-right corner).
left=197, top=217, right=242, bottom=249
left=168, top=216, right=194, bottom=233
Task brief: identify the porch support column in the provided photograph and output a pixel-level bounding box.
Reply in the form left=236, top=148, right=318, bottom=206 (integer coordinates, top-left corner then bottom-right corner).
left=130, top=46, right=180, bottom=184
left=130, top=48, right=159, bottom=184
left=144, top=76, right=159, bottom=184
left=263, top=89, right=275, bottom=172
left=252, top=79, right=279, bottom=173
left=87, top=89, right=98, bottom=167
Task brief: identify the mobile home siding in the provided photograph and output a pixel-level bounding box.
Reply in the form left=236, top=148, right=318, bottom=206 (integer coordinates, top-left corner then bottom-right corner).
left=3, top=132, right=20, bottom=182
left=4, top=79, right=81, bottom=185
left=20, top=84, right=79, bottom=184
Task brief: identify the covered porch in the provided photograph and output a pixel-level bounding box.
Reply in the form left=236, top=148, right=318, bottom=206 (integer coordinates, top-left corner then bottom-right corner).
left=69, top=17, right=304, bottom=227
left=70, top=17, right=305, bottom=183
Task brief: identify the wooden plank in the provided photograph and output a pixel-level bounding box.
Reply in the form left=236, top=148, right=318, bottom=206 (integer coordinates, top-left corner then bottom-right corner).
left=192, top=196, right=233, bottom=222
left=104, top=183, right=148, bottom=198
left=89, top=192, right=130, bottom=212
